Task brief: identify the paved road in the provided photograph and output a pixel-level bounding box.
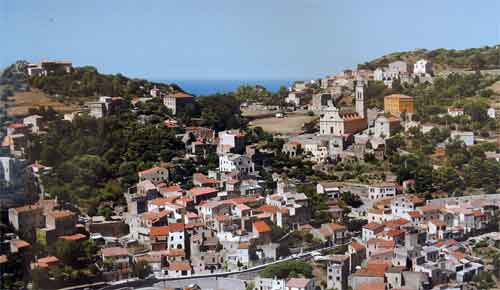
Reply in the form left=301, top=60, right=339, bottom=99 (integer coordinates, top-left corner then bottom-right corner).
left=153, top=277, right=245, bottom=290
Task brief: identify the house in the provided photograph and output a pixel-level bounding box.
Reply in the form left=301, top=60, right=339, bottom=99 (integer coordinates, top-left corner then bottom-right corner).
left=23, top=115, right=44, bottom=133
left=163, top=92, right=195, bottom=115
left=447, top=107, right=464, bottom=117
left=450, top=131, right=474, bottom=146
left=487, top=107, right=498, bottom=119
left=319, top=223, right=348, bottom=245
left=317, top=181, right=343, bottom=199
left=413, top=59, right=433, bottom=76
left=373, top=115, right=401, bottom=138
left=8, top=204, right=45, bottom=239
left=188, top=187, right=218, bottom=204
left=384, top=94, right=414, bottom=116
left=219, top=153, right=255, bottom=176
left=286, top=278, right=314, bottom=290
left=218, top=130, right=246, bottom=154
left=351, top=260, right=390, bottom=290
left=253, top=220, right=272, bottom=242
left=101, top=247, right=129, bottom=274
left=327, top=255, right=350, bottom=290
left=139, top=166, right=169, bottom=183
left=149, top=223, right=186, bottom=251
left=34, top=256, right=59, bottom=269
left=362, top=222, right=385, bottom=242
left=166, top=261, right=192, bottom=277
left=254, top=277, right=287, bottom=290
left=368, top=183, right=396, bottom=200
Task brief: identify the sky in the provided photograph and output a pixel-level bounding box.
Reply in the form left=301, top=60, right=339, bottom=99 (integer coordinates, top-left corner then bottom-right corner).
left=2, top=0, right=500, bottom=80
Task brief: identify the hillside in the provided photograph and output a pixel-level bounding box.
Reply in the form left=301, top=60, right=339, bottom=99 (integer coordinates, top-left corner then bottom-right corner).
left=358, top=45, right=500, bottom=72
left=0, top=61, right=185, bottom=105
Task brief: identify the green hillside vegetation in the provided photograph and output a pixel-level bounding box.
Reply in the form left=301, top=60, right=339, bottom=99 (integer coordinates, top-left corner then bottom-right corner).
left=27, top=65, right=183, bottom=103
left=359, top=45, right=500, bottom=71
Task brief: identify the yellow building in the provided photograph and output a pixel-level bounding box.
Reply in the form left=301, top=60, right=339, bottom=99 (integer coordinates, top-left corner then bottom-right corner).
left=384, top=94, right=414, bottom=116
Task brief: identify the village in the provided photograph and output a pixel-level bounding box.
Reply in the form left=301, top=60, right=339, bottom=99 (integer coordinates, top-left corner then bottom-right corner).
left=0, top=54, right=499, bottom=290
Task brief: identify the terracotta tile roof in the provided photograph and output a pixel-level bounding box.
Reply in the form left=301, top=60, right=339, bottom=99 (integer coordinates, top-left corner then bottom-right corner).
left=7, top=123, right=27, bottom=129
left=429, top=219, right=446, bottom=227
left=326, top=223, right=346, bottom=231
left=150, top=223, right=185, bottom=237
left=256, top=204, right=285, bottom=214
left=384, top=94, right=413, bottom=100
left=139, top=166, right=167, bottom=176
left=59, top=233, right=87, bottom=241
left=239, top=242, right=250, bottom=249
left=385, top=228, right=404, bottom=238
left=12, top=239, right=30, bottom=249
left=159, top=184, right=182, bottom=193
left=358, top=283, right=385, bottom=290
left=193, top=173, right=218, bottom=184
left=101, top=247, right=128, bottom=257
left=253, top=220, right=271, bottom=233
left=367, top=238, right=395, bottom=249
left=350, top=241, right=366, bottom=252
left=189, top=187, right=218, bottom=196
left=385, top=218, right=410, bottom=228
left=142, top=210, right=171, bottom=221
left=37, top=256, right=59, bottom=265
left=150, top=197, right=177, bottom=207
left=363, top=222, right=385, bottom=231
left=12, top=204, right=41, bottom=213
left=162, top=249, right=185, bottom=257
left=408, top=211, right=422, bottom=218
left=169, top=92, right=194, bottom=99
left=450, top=251, right=466, bottom=261
left=286, top=278, right=311, bottom=288
left=47, top=210, right=75, bottom=219
left=168, top=261, right=192, bottom=271
left=435, top=239, right=458, bottom=248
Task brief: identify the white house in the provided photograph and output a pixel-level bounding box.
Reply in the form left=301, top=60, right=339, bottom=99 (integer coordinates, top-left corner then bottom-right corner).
left=447, top=107, right=464, bottom=117
left=450, top=131, right=474, bottom=146
left=254, top=277, right=287, bottom=290
left=488, top=107, right=498, bottom=119
left=373, top=115, right=401, bottom=138
left=23, top=115, right=43, bottom=133
left=413, top=59, right=433, bottom=76
left=368, top=183, right=397, bottom=200
left=219, top=153, right=255, bottom=175
left=286, top=278, right=314, bottom=290
left=317, top=181, right=342, bottom=199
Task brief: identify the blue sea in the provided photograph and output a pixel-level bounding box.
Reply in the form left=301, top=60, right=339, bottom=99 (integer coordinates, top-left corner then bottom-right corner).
left=154, top=79, right=294, bottom=96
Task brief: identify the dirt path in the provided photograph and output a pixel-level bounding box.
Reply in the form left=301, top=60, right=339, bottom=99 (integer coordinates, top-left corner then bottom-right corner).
left=6, top=89, right=79, bottom=117
left=249, top=114, right=318, bottom=134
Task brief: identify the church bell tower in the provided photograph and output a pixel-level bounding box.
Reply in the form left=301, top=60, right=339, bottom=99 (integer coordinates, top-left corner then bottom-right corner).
left=355, top=76, right=366, bottom=119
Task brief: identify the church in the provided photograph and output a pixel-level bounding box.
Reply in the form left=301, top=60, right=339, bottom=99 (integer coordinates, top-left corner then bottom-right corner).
left=319, top=77, right=368, bottom=136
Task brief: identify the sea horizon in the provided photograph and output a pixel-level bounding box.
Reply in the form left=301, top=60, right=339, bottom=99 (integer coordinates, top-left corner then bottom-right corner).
left=152, top=79, right=298, bottom=96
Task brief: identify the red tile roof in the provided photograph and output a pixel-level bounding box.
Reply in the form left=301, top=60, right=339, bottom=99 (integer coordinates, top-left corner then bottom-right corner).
left=363, top=222, right=385, bottom=231
left=286, top=278, right=311, bottom=288
left=253, top=220, right=271, bottom=233
left=47, top=210, right=75, bottom=219
left=168, top=261, right=192, bottom=271
left=59, top=234, right=87, bottom=241
left=189, top=187, right=218, bottom=196
left=101, top=247, right=128, bottom=257
left=150, top=223, right=185, bottom=237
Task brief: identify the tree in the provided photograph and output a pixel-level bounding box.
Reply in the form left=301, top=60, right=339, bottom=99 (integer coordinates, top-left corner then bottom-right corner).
left=433, top=166, right=464, bottom=195
left=131, top=261, right=152, bottom=279
left=258, top=261, right=313, bottom=279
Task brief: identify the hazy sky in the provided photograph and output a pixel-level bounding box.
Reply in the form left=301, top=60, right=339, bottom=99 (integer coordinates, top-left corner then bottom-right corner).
left=2, top=0, right=500, bottom=80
